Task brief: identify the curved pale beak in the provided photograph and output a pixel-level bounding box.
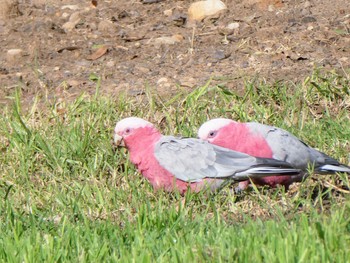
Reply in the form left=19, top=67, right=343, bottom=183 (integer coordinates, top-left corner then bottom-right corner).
left=113, top=133, right=125, bottom=147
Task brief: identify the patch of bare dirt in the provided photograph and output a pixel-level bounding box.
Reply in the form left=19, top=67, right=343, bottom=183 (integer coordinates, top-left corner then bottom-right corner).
left=0, top=0, right=349, bottom=106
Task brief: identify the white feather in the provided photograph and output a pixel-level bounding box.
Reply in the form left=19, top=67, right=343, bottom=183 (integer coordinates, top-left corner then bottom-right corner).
left=198, top=118, right=233, bottom=139
left=114, top=117, right=153, bottom=134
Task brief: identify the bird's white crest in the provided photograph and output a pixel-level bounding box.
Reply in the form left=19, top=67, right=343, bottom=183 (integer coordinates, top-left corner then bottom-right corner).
left=114, top=117, right=154, bottom=134
left=198, top=118, right=234, bottom=139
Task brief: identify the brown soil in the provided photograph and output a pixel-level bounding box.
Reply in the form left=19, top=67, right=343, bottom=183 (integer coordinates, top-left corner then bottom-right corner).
left=0, top=0, right=349, bottom=106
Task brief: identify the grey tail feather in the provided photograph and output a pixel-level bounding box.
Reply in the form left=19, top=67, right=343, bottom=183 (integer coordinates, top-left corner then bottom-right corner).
left=317, top=164, right=350, bottom=174
left=233, top=167, right=301, bottom=181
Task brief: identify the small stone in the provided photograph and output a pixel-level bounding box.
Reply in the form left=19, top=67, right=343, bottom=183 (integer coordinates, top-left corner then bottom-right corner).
left=152, top=37, right=175, bottom=45
left=172, top=34, right=184, bottom=42
left=267, top=5, right=275, bottom=12
left=188, top=0, right=227, bottom=21
left=150, top=34, right=183, bottom=46
left=180, top=77, right=197, bottom=88
left=157, top=77, right=172, bottom=89
left=98, top=20, right=116, bottom=33
left=301, top=8, right=311, bottom=16
left=212, top=50, right=228, bottom=61
left=61, top=5, right=80, bottom=10
left=106, top=61, right=115, bottom=67
left=61, top=12, right=70, bottom=19
left=170, top=13, right=187, bottom=27
left=163, top=9, right=173, bottom=17
left=62, top=12, right=82, bottom=32
left=62, top=21, right=76, bottom=32
left=67, top=79, right=80, bottom=87
left=135, top=65, right=150, bottom=74
left=301, top=16, right=316, bottom=23
left=6, top=49, right=23, bottom=63
left=69, top=12, right=81, bottom=24
left=157, top=77, right=168, bottom=84
left=54, top=66, right=60, bottom=71
left=303, top=1, right=311, bottom=8
left=88, top=22, right=97, bottom=31
left=241, top=61, right=249, bottom=68
left=227, top=22, right=239, bottom=30
left=128, top=89, right=145, bottom=96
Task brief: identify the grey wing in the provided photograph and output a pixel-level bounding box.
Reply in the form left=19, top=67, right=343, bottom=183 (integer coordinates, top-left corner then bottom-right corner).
left=154, top=136, right=299, bottom=183
left=246, top=122, right=340, bottom=170
left=154, top=136, right=248, bottom=182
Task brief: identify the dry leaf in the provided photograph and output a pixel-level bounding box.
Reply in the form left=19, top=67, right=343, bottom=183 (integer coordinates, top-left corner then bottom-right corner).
left=87, top=45, right=108, bottom=60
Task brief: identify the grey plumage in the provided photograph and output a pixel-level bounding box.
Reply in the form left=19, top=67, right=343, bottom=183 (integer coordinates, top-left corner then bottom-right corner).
left=247, top=122, right=350, bottom=174
left=154, top=136, right=301, bottom=183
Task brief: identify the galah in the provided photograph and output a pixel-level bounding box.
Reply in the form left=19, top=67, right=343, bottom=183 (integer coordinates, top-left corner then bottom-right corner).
left=198, top=118, right=350, bottom=190
left=113, top=117, right=301, bottom=194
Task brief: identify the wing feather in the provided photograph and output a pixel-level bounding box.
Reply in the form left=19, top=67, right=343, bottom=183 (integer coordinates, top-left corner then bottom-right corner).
left=247, top=122, right=348, bottom=172
left=154, top=136, right=299, bottom=182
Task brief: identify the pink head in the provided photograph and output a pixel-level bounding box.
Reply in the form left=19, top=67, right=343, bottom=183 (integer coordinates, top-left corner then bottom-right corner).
left=197, top=118, right=235, bottom=143
left=114, top=117, right=157, bottom=148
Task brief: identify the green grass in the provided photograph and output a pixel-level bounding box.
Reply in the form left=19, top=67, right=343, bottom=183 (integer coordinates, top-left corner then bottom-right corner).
left=0, top=70, right=350, bottom=262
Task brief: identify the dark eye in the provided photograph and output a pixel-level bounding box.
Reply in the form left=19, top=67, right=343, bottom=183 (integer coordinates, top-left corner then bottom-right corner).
left=208, top=131, right=217, bottom=138
left=125, top=128, right=131, bottom=134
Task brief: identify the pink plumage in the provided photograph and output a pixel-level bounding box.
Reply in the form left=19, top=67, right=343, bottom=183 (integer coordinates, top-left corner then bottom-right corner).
left=114, top=117, right=197, bottom=194
left=198, top=118, right=350, bottom=190
left=114, top=117, right=302, bottom=194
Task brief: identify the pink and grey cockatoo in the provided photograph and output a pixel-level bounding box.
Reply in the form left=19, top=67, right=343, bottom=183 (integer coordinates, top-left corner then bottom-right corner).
left=198, top=118, right=350, bottom=190
left=113, top=117, right=301, bottom=194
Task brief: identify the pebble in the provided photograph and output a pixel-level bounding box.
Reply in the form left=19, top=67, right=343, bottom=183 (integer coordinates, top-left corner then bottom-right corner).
left=227, top=22, right=239, bottom=30
left=62, top=21, right=76, bottom=32
left=61, top=5, right=80, bottom=10
left=98, top=20, right=116, bottom=33
left=240, top=61, right=249, bottom=68
left=304, top=1, right=311, bottom=8
left=62, top=12, right=82, bottom=32
left=163, top=9, right=173, bottom=17
left=267, top=5, right=275, bottom=12
left=67, top=79, right=80, bottom=87
left=188, top=0, right=227, bottom=21
left=212, top=50, right=227, bottom=61
left=157, top=77, right=172, bottom=89
left=170, top=13, right=187, bottom=27
left=134, top=65, right=150, bottom=74
left=106, top=61, right=115, bottom=68
left=61, top=12, right=70, bottom=19
left=150, top=34, right=184, bottom=46
left=6, top=49, right=23, bottom=63
left=69, top=12, right=82, bottom=24
left=301, top=16, right=316, bottom=23
left=180, top=77, right=197, bottom=88
left=157, top=77, right=169, bottom=84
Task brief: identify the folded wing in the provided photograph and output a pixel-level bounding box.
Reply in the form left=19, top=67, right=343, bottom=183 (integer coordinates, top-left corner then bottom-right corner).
left=154, top=136, right=301, bottom=183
